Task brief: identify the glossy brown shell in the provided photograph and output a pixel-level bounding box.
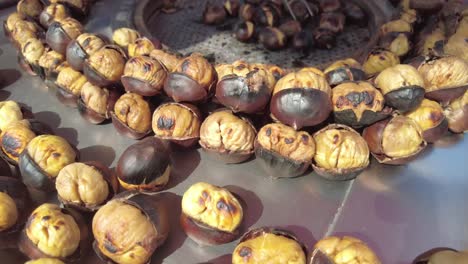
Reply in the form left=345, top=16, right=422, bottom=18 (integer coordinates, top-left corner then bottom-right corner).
left=110, top=111, right=152, bottom=140
left=121, top=76, right=163, bottom=97
left=384, top=85, right=425, bottom=112
left=164, top=72, right=210, bottom=103
left=83, top=45, right=127, bottom=87
left=425, top=86, right=468, bottom=106
left=45, top=21, right=73, bottom=55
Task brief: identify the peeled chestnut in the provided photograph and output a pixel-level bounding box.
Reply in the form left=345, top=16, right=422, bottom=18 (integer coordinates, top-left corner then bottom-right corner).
left=17, top=0, right=43, bottom=20
left=232, top=227, right=307, bottom=264
left=414, top=248, right=468, bottom=264
left=255, top=123, right=315, bottom=178
left=332, top=81, right=390, bottom=128
left=152, top=102, right=201, bottom=147
left=39, top=4, right=70, bottom=28
left=279, top=20, right=302, bottom=38
left=325, top=58, right=366, bottom=86
left=19, top=135, right=77, bottom=191
left=77, top=82, right=119, bottom=124
left=200, top=109, right=256, bottom=163
left=375, top=64, right=425, bottom=112
left=254, top=4, right=280, bottom=27
left=363, top=48, right=400, bottom=76
left=235, top=21, right=255, bottom=42
left=19, top=203, right=88, bottom=262
left=443, top=90, right=467, bottom=133
left=318, top=0, right=341, bottom=12
left=92, top=192, right=169, bottom=264
left=0, top=100, right=23, bottom=132
left=417, top=56, right=468, bottom=104
left=224, top=0, right=241, bottom=16
left=127, top=37, right=161, bottom=57
left=55, top=66, right=87, bottom=107
left=39, top=50, right=65, bottom=80
left=84, top=45, right=127, bottom=87
left=121, top=56, right=167, bottom=96
left=239, top=3, right=255, bottom=21
left=181, top=182, right=243, bottom=245
left=111, top=92, right=152, bottom=139
left=310, top=236, right=381, bottom=264
left=258, top=27, right=286, bottom=50
left=164, top=53, right=217, bottom=103
left=149, top=48, right=182, bottom=72
left=270, top=70, right=332, bottom=129
left=203, top=2, right=227, bottom=25
left=112, top=27, right=140, bottom=49
left=313, top=27, right=336, bottom=49
left=215, top=60, right=275, bottom=113
left=363, top=115, right=427, bottom=165
left=56, top=162, right=118, bottom=212
left=289, top=0, right=317, bottom=22
left=0, top=120, right=36, bottom=165
left=405, top=99, right=448, bottom=142
left=25, top=258, right=65, bottom=264
left=66, top=33, right=106, bottom=71
left=46, top=17, right=83, bottom=55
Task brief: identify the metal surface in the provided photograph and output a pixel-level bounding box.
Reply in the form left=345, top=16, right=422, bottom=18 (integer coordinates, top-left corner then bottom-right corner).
left=0, top=1, right=467, bottom=263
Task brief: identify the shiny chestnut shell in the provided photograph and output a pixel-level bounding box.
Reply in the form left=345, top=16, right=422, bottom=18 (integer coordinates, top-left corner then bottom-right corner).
left=235, top=21, right=255, bottom=42
left=45, top=18, right=83, bottom=55
left=39, top=4, right=70, bottom=28
left=66, top=33, right=106, bottom=71
left=203, top=2, right=227, bottom=25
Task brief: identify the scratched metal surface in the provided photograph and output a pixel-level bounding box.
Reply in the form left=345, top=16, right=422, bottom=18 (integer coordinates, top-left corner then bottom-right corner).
left=0, top=1, right=467, bottom=264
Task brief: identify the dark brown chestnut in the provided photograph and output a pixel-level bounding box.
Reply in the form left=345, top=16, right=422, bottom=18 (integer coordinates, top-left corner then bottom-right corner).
left=55, top=65, right=88, bottom=108
left=224, top=0, right=241, bottom=17
left=288, top=0, right=317, bottom=22
left=0, top=100, right=24, bottom=132
left=116, top=137, right=171, bottom=192
left=405, top=99, right=448, bottom=143
left=84, top=45, right=127, bottom=87
left=362, top=48, right=400, bottom=76
left=46, top=17, right=83, bottom=55
left=127, top=37, right=161, bottom=58
left=254, top=4, right=280, bottom=27
left=311, top=236, right=382, bottom=263
left=279, top=20, right=302, bottom=38
left=39, top=3, right=70, bottom=28
left=66, top=33, right=105, bottom=71
left=293, top=30, right=314, bottom=51
left=318, top=0, right=341, bottom=12
left=343, top=1, right=367, bottom=27
left=258, top=26, right=286, bottom=51
left=319, top=12, right=345, bottom=34
left=149, top=48, right=182, bottom=73
left=77, top=82, right=120, bottom=124
left=255, top=123, right=315, bottom=178
left=181, top=182, right=243, bottom=245
left=112, top=27, right=140, bottom=50
left=111, top=92, right=152, bottom=139
left=203, top=2, right=227, bottom=25
left=443, top=90, right=467, bottom=133
left=92, top=191, right=169, bottom=264
left=235, top=21, right=255, bottom=42
left=239, top=3, right=255, bottom=21
left=324, top=58, right=366, bottom=86
left=17, top=0, right=43, bottom=20
left=313, top=27, right=336, bottom=49
left=121, top=56, right=167, bottom=96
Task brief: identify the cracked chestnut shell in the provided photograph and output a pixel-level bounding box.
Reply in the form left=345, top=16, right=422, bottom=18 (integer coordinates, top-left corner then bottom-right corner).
left=258, top=27, right=286, bottom=51
left=122, top=56, right=167, bottom=96
left=310, top=236, right=381, bottom=264
left=375, top=64, right=425, bottom=112
left=203, top=2, right=227, bottom=25
left=325, top=58, right=366, bottom=86
left=413, top=248, right=468, bottom=264
left=417, top=56, right=468, bottom=104
left=0, top=120, right=37, bottom=165
left=66, top=33, right=106, bottom=71
left=149, top=48, right=182, bottom=73
left=279, top=20, right=302, bottom=38
left=363, top=115, right=427, bottom=165
left=251, top=63, right=285, bottom=81
left=164, top=53, right=217, bottom=103
left=4, top=12, right=25, bottom=41
left=127, top=37, right=161, bottom=58
left=77, top=82, right=120, bottom=124
left=232, top=227, right=307, bottom=264
left=38, top=50, right=65, bottom=81
left=84, top=45, right=127, bottom=87
left=19, top=135, right=77, bottom=191
left=92, top=191, right=169, bottom=264
left=116, top=137, right=171, bottom=192
left=39, top=4, right=69, bottom=28
left=111, top=92, right=152, bottom=139
left=0, top=101, right=23, bottom=132
left=152, top=102, right=201, bottom=147
left=312, top=124, right=370, bottom=181
left=363, top=48, right=400, bottom=76
left=215, top=60, right=275, bottom=113
left=343, top=1, right=366, bottom=26
left=319, top=0, right=341, bottom=12
left=443, top=90, right=468, bottom=133
left=55, top=66, right=87, bottom=107
left=181, top=182, right=243, bottom=245
left=270, top=70, right=332, bottom=129
left=17, top=0, right=43, bottom=20
left=46, top=17, right=83, bottom=55
left=112, top=27, right=140, bottom=49
left=19, top=203, right=89, bottom=263
left=56, top=161, right=118, bottom=212
left=255, top=123, right=315, bottom=178
left=200, top=109, right=256, bottom=163
left=320, top=12, right=345, bottom=34
left=405, top=99, right=448, bottom=143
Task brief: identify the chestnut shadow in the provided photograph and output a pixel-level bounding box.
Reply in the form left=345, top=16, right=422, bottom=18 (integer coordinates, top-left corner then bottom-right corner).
left=19, top=103, right=34, bottom=119
left=151, top=192, right=187, bottom=264
left=33, top=111, right=62, bottom=130
left=224, top=185, right=263, bottom=233
left=0, top=69, right=21, bottom=89
left=0, top=90, right=11, bottom=101
left=165, top=149, right=201, bottom=189
left=281, top=225, right=318, bottom=251
left=55, top=127, right=79, bottom=147
left=79, top=145, right=116, bottom=167
left=201, top=254, right=232, bottom=264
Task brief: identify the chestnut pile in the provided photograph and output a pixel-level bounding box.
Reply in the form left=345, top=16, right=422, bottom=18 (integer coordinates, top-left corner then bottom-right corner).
left=202, top=0, right=367, bottom=51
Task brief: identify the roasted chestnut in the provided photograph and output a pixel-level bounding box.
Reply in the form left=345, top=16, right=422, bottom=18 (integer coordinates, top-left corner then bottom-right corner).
left=164, top=53, right=217, bottom=103
left=121, top=56, right=167, bottom=96
left=127, top=37, right=161, bottom=58
left=255, top=123, right=315, bottom=178
left=203, top=2, right=227, bottom=25
left=77, top=82, right=119, bottom=124
left=332, top=81, right=390, bottom=128
left=254, top=4, right=280, bottom=27
left=66, top=33, right=105, bottom=71
left=200, top=109, right=256, bottom=163
left=232, top=227, right=307, bottom=263
left=84, top=45, right=127, bottom=87
left=313, top=27, right=336, bottom=49
left=111, top=92, right=152, bottom=139
left=152, top=102, right=201, bottom=147
left=55, top=66, right=87, bottom=107
left=17, top=0, right=43, bottom=19
left=443, top=90, right=467, bottom=133
left=19, top=135, right=77, bottom=191
left=417, top=56, right=468, bottom=104
left=235, top=21, right=255, bottom=42
left=21, top=38, right=46, bottom=76
left=112, top=27, right=140, bottom=49
left=39, top=4, right=70, bottom=28
left=25, top=258, right=65, bottom=264
left=289, top=0, right=317, bottom=22
left=416, top=27, right=445, bottom=56
left=343, top=1, right=367, bottom=26
left=375, top=64, right=425, bottom=112
left=318, top=0, right=341, bottom=12
left=0, top=100, right=23, bottom=132
left=181, top=182, right=243, bottom=245
left=251, top=63, right=285, bottom=81
left=362, top=48, right=400, bottom=76
left=10, top=20, right=38, bottom=49
left=215, top=60, right=275, bottom=113
left=149, top=48, right=182, bottom=72
left=413, top=248, right=468, bottom=264
left=320, top=12, right=345, bottom=34
left=279, top=20, right=302, bottom=38
left=239, top=3, right=255, bottom=21
left=224, top=0, right=241, bottom=16
left=46, top=17, right=83, bottom=55
left=405, top=99, right=448, bottom=142
left=56, top=162, right=118, bottom=211
left=311, top=236, right=381, bottom=264
left=19, top=203, right=88, bottom=262
left=379, top=32, right=411, bottom=57
left=363, top=115, right=427, bottom=165
left=57, top=0, right=89, bottom=18
left=92, top=192, right=169, bottom=264
left=4, top=12, right=25, bottom=40
left=258, top=27, right=286, bottom=50
left=324, top=58, right=366, bottom=86
left=0, top=120, right=36, bottom=165
left=270, top=70, right=332, bottom=129
left=38, top=50, right=65, bottom=80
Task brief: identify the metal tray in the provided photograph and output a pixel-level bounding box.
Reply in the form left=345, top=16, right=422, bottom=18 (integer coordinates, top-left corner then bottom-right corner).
left=0, top=1, right=467, bottom=263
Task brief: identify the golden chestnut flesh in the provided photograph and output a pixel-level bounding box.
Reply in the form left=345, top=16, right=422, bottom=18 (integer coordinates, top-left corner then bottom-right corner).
left=383, top=116, right=424, bottom=158
left=17, top=0, right=43, bottom=19
left=375, top=64, right=425, bottom=95
left=57, top=17, right=83, bottom=40
left=80, top=82, right=111, bottom=116
left=313, top=236, right=381, bottom=264
left=5, top=12, right=24, bottom=32
left=0, top=120, right=36, bottom=162
left=418, top=56, right=468, bottom=93
left=112, top=27, right=140, bottom=48
left=0, top=100, right=23, bottom=131
left=152, top=103, right=200, bottom=140
left=39, top=50, right=65, bottom=71
left=75, top=33, right=105, bottom=56
left=11, top=20, right=37, bottom=47
left=22, top=38, right=45, bottom=65
left=363, top=49, right=400, bottom=76
left=444, top=90, right=468, bottom=133
left=88, top=47, right=126, bottom=82
left=380, top=19, right=412, bottom=35
left=56, top=66, right=87, bottom=95
left=127, top=37, right=157, bottom=57
left=406, top=99, right=446, bottom=132
left=114, top=93, right=151, bottom=133
left=0, top=192, right=18, bottom=232
left=41, top=4, right=69, bottom=26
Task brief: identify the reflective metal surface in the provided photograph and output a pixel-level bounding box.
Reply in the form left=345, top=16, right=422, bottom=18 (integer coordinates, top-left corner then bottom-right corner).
left=0, top=1, right=467, bottom=263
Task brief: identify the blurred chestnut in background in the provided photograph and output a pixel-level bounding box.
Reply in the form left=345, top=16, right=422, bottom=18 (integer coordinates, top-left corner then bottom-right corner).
left=313, top=27, right=336, bottom=49
left=66, top=33, right=105, bottom=71
left=379, top=32, right=412, bottom=58
left=311, top=236, right=381, bottom=264
left=443, top=90, right=467, bottom=134
left=203, top=2, right=227, bottom=25
left=239, top=3, right=255, bottom=21
left=224, top=0, right=241, bottom=17
left=279, top=20, right=302, bottom=38
left=258, top=27, right=286, bottom=51
left=254, top=4, right=280, bottom=27
left=39, top=3, right=69, bottom=28
left=318, top=0, right=341, bottom=12
left=46, top=17, right=83, bottom=55
left=292, top=30, right=314, bottom=51
left=319, top=12, right=345, bottom=34
left=84, top=45, right=127, bottom=87
left=122, top=56, right=167, bottom=96
left=235, top=21, right=255, bottom=42
left=111, top=92, right=152, bottom=139
left=25, top=258, right=65, bottom=264
left=343, top=2, right=367, bottom=26
left=405, top=99, right=448, bottom=143
left=362, top=48, right=400, bottom=76
left=112, top=27, right=140, bottom=50
left=77, top=82, right=119, bottom=124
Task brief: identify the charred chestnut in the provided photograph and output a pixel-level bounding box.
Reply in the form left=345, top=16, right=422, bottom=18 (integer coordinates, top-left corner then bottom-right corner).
left=56, top=66, right=87, bottom=107
left=313, top=27, right=336, bottom=49
left=181, top=182, right=243, bottom=245
left=77, top=82, right=119, bottom=124
left=200, top=110, right=256, bottom=163
left=66, top=33, right=105, bottom=71
left=127, top=37, right=161, bottom=58
left=56, top=162, right=118, bottom=212
left=270, top=70, right=332, bottom=129
left=0, top=101, right=23, bottom=132
left=279, top=20, right=302, bottom=38
left=375, top=64, right=425, bottom=112
left=254, top=4, right=280, bottom=27
left=39, top=50, right=65, bottom=80
left=25, top=259, right=65, bottom=264
left=84, top=45, right=127, bottom=87
left=362, top=48, right=400, bottom=76
left=46, top=17, right=83, bottom=55
left=215, top=60, right=275, bottom=113
left=164, top=53, right=216, bottom=103
left=19, top=135, right=77, bottom=191
left=112, top=27, right=140, bottom=49
left=203, top=2, right=227, bottom=25
left=235, top=21, right=255, bottom=42
left=0, top=120, right=36, bottom=165
left=443, top=90, right=468, bottom=133
left=311, top=236, right=381, bottom=264
left=39, top=4, right=69, bottom=28
left=405, top=99, right=448, bottom=142
left=92, top=192, right=169, bottom=264
left=255, top=123, right=315, bottom=178
left=224, top=0, right=241, bottom=17
left=232, top=227, right=307, bottom=263
left=152, top=102, right=201, bottom=148
left=325, top=58, right=366, bottom=86
left=17, top=0, right=43, bottom=20
left=239, top=3, right=255, bottom=21
left=258, top=27, right=286, bottom=50
left=121, top=56, right=167, bottom=96
left=149, top=48, right=182, bottom=73
left=363, top=115, right=427, bottom=165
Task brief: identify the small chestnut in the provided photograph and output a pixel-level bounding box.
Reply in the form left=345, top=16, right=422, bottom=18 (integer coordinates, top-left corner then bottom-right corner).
left=112, top=27, right=140, bottom=49
left=111, top=92, right=152, bottom=139
left=324, top=58, right=366, bottom=86
left=203, top=2, right=227, bottom=25
left=379, top=32, right=412, bottom=57
left=443, top=90, right=467, bottom=133
left=46, top=17, right=84, bottom=55
left=311, top=236, right=381, bottom=264
left=380, top=19, right=413, bottom=36
left=121, top=55, right=167, bottom=96
left=66, top=33, right=106, bottom=71
left=77, top=82, right=120, bottom=124
left=84, top=45, right=127, bottom=87
left=343, top=2, right=367, bottom=27
left=127, top=37, right=161, bottom=57
left=405, top=99, right=448, bottom=142
left=239, top=3, right=255, bottom=21
left=224, top=0, right=241, bottom=17
left=39, top=4, right=70, bottom=28
left=181, top=182, right=243, bottom=245
left=258, top=26, right=286, bottom=51
left=38, top=50, right=66, bottom=81
left=234, top=21, right=255, bottom=42
left=0, top=101, right=23, bottom=132
left=362, top=48, right=400, bottom=76
left=254, top=4, right=280, bottom=27
left=319, top=12, right=345, bottom=34
left=17, top=0, right=43, bottom=20
left=55, top=65, right=88, bottom=107
left=149, top=48, right=182, bottom=72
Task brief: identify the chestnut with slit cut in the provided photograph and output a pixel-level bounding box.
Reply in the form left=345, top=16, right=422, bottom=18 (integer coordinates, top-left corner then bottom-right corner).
left=239, top=3, right=255, bottom=21
left=224, top=0, right=241, bottom=17
left=121, top=56, right=167, bottom=97
left=258, top=27, right=286, bottom=51
left=39, top=3, right=69, bottom=28
left=279, top=20, right=302, bottom=38
left=444, top=90, right=468, bottom=134
left=254, top=4, right=280, bottom=27
left=111, top=93, right=152, bottom=140
left=363, top=48, right=400, bottom=76
left=325, top=58, right=366, bottom=87
left=46, top=18, right=83, bottom=55
left=84, top=45, right=127, bottom=87
left=77, top=83, right=120, bottom=125
left=66, top=33, right=106, bottom=71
